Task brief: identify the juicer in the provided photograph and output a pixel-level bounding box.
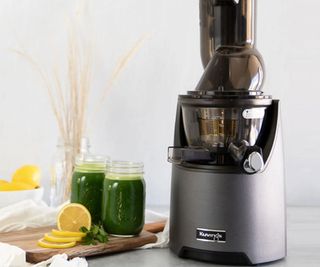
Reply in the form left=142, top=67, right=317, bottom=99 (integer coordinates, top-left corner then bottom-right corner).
left=168, top=0, right=286, bottom=265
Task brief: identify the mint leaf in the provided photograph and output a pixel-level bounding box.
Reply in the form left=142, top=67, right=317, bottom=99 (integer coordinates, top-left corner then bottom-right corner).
left=98, top=227, right=107, bottom=236
left=92, top=225, right=99, bottom=235
left=80, top=226, right=89, bottom=233
left=80, top=224, right=108, bottom=245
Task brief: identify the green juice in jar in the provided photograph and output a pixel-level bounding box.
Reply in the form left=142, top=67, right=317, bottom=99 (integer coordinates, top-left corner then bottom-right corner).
left=102, top=162, right=145, bottom=236
left=71, top=156, right=107, bottom=224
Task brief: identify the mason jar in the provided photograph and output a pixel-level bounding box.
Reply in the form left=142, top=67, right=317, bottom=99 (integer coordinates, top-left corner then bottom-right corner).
left=102, top=161, right=145, bottom=236
left=70, top=155, right=108, bottom=224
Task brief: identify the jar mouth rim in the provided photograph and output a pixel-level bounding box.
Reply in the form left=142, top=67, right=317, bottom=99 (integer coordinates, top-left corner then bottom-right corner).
left=105, top=174, right=143, bottom=180
left=106, top=161, right=144, bottom=174
left=75, top=154, right=109, bottom=172
left=75, top=163, right=106, bottom=172
left=76, top=155, right=109, bottom=164
left=108, top=161, right=143, bottom=167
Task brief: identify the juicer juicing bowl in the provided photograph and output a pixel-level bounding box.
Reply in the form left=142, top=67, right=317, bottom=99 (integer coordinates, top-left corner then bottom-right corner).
left=180, top=96, right=272, bottom=150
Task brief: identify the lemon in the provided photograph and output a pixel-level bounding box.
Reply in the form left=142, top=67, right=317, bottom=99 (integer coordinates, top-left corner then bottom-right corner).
left=51, top=229, right=86, bottom=238
left=0, top=179, right=9, bottom=185
left=37, top=238, right=76, bottom=249
left=57, top=203, right=91, bottom=232
left=0, top=181, right=34, bottom=191
left=44, top=233, right=82, bottom=243
left=12, top=165, right=41, bottom=188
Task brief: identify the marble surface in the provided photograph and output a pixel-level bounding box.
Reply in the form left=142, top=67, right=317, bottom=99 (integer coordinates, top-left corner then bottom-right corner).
left=88, top=207, right=320, bottom=266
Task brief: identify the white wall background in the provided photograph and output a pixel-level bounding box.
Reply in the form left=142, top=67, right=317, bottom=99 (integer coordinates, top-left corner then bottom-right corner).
left=0, top=0, right=319, bottom=206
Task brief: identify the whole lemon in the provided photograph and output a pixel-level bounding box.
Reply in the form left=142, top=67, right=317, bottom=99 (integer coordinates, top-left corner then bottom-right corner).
left=12, top=165, right=41, bottom=188
left=0, top=179, right=9, bottom=185
left=0, top=181, right=34, bottom=191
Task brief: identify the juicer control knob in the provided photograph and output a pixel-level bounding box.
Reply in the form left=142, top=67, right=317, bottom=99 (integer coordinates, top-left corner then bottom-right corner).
left=243, top=152, right=264, bottom=174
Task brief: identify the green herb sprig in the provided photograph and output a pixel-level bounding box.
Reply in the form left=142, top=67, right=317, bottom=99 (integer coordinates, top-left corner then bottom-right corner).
left=80, top=224, right=108, bottom=245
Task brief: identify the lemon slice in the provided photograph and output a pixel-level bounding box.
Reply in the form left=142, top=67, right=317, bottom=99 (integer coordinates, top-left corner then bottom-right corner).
left=44, top=233, right=82, bottom=243
left=51, top=229, right=86, bottom=238
left=57, top=203, right=91, bottom=232
left=37, top=238, right=76, bottom=249
left=12, top=165, right=41, bottom=188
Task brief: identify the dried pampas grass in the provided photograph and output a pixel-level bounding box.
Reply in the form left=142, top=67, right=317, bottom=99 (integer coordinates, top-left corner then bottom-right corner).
left=13, top=21, right=147, bottom=201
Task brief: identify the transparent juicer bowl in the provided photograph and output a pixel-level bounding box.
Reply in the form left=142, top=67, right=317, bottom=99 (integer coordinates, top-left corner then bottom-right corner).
left=182, top=106, right=266, bottom=150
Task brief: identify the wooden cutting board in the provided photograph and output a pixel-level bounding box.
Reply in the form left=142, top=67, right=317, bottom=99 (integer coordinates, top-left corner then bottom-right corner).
left=0, top=222, right=165, bottom=264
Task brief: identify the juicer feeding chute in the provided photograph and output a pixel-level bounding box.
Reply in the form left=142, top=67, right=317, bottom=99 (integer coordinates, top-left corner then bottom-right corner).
left=198, top=0, right=264, bottom=92
left=200, top=0, right=256, bottom=66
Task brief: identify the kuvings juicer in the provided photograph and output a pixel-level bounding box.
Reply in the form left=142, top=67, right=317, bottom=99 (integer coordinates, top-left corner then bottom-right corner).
left=168, top=0, right=286, bottom=265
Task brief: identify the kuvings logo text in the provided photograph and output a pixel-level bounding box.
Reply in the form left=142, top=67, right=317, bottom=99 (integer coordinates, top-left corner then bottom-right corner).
left=196, top=228, right=226, bottom=243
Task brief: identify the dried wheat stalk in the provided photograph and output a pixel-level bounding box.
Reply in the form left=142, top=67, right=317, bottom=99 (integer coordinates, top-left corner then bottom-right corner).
left=13, top=28, right=146, bottom=201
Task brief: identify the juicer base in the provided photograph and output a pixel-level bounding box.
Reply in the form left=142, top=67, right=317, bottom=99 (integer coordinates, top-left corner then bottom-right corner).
left=177, top=246, right=253, bottom=265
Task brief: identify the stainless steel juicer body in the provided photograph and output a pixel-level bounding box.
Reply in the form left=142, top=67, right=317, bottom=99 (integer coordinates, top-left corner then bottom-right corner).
left=168, top=0, right=286, bottom=264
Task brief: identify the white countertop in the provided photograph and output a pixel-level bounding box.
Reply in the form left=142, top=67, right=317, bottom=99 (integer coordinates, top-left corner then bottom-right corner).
left=88, top=207, right=320, bottom=266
